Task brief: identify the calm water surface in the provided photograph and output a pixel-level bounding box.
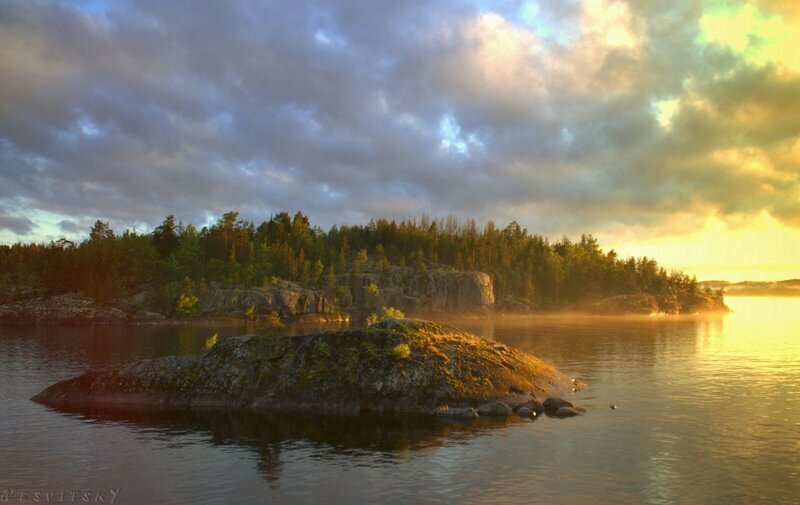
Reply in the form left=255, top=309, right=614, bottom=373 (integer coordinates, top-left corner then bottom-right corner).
left=1, top=297, right=798, bottom=504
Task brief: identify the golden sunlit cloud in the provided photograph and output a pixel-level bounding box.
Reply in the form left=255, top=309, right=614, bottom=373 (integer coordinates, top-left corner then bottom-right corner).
left=581, top=0, right=640, bottom=50
left=710, top=146, right=789, bottom=181
left=462, top=13, right=544, bottom=98
left=700, top=3, right=800, bottom=72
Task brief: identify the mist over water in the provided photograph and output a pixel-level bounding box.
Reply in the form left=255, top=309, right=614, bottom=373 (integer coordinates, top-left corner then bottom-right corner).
left=1, top=297, right=798, bottom=504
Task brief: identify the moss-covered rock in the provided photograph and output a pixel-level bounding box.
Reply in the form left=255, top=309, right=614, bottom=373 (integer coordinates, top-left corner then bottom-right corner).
left=32, top=319, right=578, bottom=415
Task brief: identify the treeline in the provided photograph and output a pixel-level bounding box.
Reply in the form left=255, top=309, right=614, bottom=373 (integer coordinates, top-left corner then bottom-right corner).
left=0, top=211, right=711, bottom=310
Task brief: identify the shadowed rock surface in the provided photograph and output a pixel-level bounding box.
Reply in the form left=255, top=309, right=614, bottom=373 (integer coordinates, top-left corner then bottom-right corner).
left=32, top=319, right=577, bottom=414
left=0, top=292, right=131, bottom=323
left=201, top=268, right=495, bottom=317
left=0, top=267, right=495, bottom=324
left=342, top=268, right=495, bottom=313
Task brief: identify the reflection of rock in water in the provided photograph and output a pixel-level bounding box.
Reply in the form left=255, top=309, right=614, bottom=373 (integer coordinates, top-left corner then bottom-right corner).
left=54, top=406, right=523, bottom=481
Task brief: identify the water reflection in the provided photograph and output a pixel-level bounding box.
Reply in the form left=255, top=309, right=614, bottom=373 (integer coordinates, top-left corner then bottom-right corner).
left=427, top=313, right=724, bottom=378
left=45, top=406, right=527, bottom=483
left=0, top=321, right=342, bottom=376
left=3, top=298, right=799, bottom=504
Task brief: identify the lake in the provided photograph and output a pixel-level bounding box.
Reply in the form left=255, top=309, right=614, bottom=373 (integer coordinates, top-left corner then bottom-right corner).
left=1, top=297, right=798, bottom=504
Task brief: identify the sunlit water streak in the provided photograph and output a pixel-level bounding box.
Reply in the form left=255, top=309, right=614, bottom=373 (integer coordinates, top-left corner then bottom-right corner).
left=0, top=297, right=798, bottom=504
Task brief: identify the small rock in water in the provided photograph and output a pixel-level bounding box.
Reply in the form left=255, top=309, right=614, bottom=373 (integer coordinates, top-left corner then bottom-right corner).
left=477, top=401, right=512, bottom=417
left=516, top=407, right=536, bottom=418
left=514, top=399, right=543, bottom=415
left=543, top=397, right=574, bottom=414
left=554, top=406, right=583, bottom=417
left=610, top=404, right=617, bottom=410
left=500, top=392, right=536, bottom=410
left=434, top=406, right=479, bottom=420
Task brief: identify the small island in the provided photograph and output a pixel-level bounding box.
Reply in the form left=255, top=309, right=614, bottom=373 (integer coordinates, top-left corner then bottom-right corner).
left=33, top=319, right=583, bottom=419
left=700, top=279, right=800, bottom=298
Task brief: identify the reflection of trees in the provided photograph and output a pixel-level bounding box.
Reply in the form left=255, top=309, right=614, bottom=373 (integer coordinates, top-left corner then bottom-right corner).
left=0, top=324, right=248, bottom=370
left=50, top=406, right=524, bottom=482
left=1, top=321, right=358, bottom=373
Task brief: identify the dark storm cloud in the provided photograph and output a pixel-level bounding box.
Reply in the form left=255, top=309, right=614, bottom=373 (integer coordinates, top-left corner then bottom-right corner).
left=0, top=0, right=798, bottom=242
left=57, top=219, right=84, bottom=233
left=0, top=205, right=35, bottom=235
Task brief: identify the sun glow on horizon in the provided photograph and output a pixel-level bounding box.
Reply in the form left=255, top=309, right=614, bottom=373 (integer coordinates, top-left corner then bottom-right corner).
left=606, top=212, right=800, bottom=282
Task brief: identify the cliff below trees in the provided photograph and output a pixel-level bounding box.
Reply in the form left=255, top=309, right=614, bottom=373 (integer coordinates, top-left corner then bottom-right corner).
left=0, top=263, right=728, bottom=324
left=0, top=266, right=496, bottom=323
left=341, top=268, right=494, bottom=313
left=199, top=267, right=494, bottom=318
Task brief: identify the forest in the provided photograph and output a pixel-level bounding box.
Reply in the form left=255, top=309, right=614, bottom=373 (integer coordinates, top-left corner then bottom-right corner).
left=0, top=211, right=713, bottom=313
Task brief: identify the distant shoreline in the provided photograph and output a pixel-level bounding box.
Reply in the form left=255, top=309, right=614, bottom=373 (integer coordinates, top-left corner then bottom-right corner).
left=0, top=304, right=731, bottom=327
left=700, top=279, right=800, bottom=298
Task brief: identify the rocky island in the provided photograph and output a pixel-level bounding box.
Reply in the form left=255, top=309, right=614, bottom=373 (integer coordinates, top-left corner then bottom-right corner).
left=32, top=319, right=583, bottom=418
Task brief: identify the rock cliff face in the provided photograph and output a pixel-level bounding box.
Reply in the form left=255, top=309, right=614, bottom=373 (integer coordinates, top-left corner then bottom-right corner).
left=0, top=268, right=496, bottom=323
left=32, top=319, right=577, bottom=414
left=198, top=267, right=495, bottom=318
left=200, top=280, right=329, bottom=317
left=342, top=267, right=495, bottom=313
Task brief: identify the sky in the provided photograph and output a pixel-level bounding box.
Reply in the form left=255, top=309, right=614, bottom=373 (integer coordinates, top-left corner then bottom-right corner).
left=1, top=0, right=799, bottom=281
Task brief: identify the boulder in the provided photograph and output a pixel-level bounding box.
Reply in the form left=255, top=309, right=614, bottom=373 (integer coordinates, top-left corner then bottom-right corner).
left=516, top=407, right=536, bottom=418
left=434, top=407, right=479, bottom=420
left=477, top=401, right=512, bottom=417
left=543, top=397, right=574, bottom=414
left=498, top=392, right=538, bottom=410
left=554, top=406, right=585, bottom=417
left=514, top=399, right=544, bottom=416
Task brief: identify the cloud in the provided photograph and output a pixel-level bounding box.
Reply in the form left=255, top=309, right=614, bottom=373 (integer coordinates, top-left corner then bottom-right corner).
left=0, top=205, right=35, bottom=235
left=58, top=219, right=84, bottom=234
left=0, top=0, right=798, bottom=243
